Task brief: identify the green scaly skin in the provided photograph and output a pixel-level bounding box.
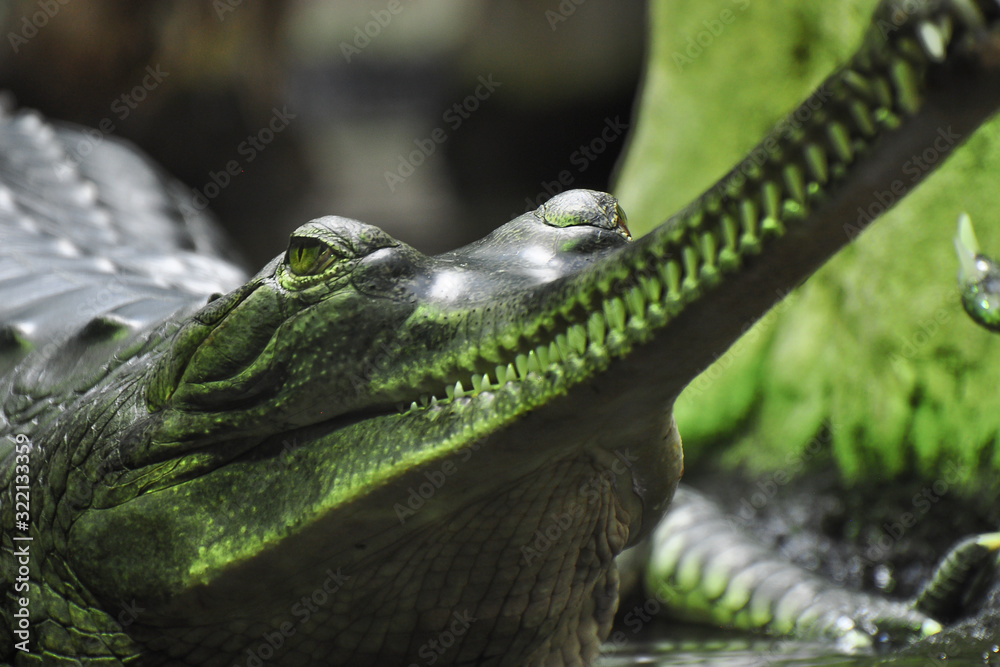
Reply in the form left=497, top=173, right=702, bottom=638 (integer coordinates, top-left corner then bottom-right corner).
left=3, top=0, right=1000, bottom=664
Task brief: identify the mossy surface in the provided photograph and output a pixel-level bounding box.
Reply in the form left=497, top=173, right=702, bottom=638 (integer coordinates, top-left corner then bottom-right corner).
left=614, top=0, right=1000, bottom=487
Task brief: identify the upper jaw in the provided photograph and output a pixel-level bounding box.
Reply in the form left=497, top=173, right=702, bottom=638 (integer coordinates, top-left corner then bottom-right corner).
left=128, top=185, right=685, bottom=543
left=71, top=191, right=684, bottom=652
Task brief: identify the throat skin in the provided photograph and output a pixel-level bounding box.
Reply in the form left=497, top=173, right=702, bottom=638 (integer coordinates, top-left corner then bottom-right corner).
left=4, top=1, right=1000, bottom=665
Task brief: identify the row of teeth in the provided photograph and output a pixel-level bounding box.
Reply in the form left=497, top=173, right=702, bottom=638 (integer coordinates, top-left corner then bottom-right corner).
left=668, top=26, right=942, bottom=278
left=394, top=11, right=959, bottom=416
left=394, top=283, right=658, bottom=414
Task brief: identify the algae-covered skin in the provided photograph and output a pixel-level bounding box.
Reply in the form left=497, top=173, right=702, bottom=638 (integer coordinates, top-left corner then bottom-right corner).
left=616, top=0, right=1000, bottom=485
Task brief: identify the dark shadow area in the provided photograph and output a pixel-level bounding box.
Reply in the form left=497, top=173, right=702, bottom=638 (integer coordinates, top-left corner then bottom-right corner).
left=0, top=0, right=645, bottom=265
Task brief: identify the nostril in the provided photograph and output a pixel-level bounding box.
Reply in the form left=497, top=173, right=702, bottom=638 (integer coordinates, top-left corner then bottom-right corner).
left=538, top=190, right=624, bottom=233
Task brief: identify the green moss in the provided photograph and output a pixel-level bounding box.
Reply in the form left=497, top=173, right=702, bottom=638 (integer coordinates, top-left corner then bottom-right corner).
left=614, top=0, right=1000, bottom=487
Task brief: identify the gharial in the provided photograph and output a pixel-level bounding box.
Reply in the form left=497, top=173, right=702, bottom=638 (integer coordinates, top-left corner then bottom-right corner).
left=3, top=0, right=1000, bottom=665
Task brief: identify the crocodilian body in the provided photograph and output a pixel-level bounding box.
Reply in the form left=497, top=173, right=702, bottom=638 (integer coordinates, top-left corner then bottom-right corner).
left=3, top=0, right=1000, bottom=665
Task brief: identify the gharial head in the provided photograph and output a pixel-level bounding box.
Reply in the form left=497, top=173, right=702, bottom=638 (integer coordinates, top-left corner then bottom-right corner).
left=142, top=189, right=637, bottom=448
left=54, top=0, right=1000, bottom=659
left=66, top=189, right=687, bottom=664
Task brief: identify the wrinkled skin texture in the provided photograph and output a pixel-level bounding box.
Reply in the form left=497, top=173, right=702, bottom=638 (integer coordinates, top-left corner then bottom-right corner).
left=3, top=0, right=1000, bottom=664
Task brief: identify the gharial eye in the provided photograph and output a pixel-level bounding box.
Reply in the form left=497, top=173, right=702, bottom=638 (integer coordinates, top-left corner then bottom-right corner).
left=286, top=237, right=340, bottom=276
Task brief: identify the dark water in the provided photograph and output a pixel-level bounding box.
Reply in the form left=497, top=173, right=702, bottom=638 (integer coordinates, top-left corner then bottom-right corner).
left=596, top=627, right=1000, bottom=666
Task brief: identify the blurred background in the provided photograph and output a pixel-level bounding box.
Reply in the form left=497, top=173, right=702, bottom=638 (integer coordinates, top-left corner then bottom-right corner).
left=0, top=0, right=646, bottom=265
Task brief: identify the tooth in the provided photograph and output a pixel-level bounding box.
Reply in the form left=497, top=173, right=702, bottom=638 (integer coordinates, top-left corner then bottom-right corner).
left=471, top=374, right=485, bottom=393
left=841, top=69, right=873, bottom=100
left=515, top=353, right=529, bottom=378
left=739, top=201, right=757, bottom=237
left=640, top=275, right=661, bottom=303
left=604, top=297, right=627, bottom=332
left=567, top=323, right=587, bottom=354
left=420, top=394, right=430, bottom=407
left=804, top=144, right=828, bottom=184
left=647, top=303, right=668, bottom=328
left=827, top=122, right=853, bottom=162
left=849, top=99, right=875, bottom=136
left=719, top=247, right=740, bottom=271
left=507, top=362, right=518, bottom=381
left=700, top=233, right=718, bottom=270
left=495, top=365, right=508, bottom=385
left=626, top=286, right=646, bottom=319
left=535, top=344, right=550, bottom=368
left=555, top=333, right=573, bottom=359
left=446, top=383, right=455, bottom=400
left=526, top=350, right=542, bottom=373
left=720, top=214, right=739, bottom=261
left=739, top=232, right=761, bottom=255
left=783, top=165, right=806, bottom=204
left=454, top=380, right=465, bottom=398
left=548, top=341, right=561, bottom=363
left=762, top=215, right=786, bottom=236
left=724, top=171, right=745, bottom=197
left=916, top=21, right=946, bottom=62
left=781, top=200, right=804, bottom=222
left=660, top=260, right=682, bottom=299
left=761, top=181, right=781, bottom=219
left=588, top=311, right=606, bottom=346
left=682, top=246, right=700, bottom=291
left=890, top=57, right=920, bottom=114
left=705, top=191, right=722, bottom=214
left=409, top=401, right=419, bottom=411
left=871, top=75, right=893, bottom=107
left=684, top=209, right=703, bottom=230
